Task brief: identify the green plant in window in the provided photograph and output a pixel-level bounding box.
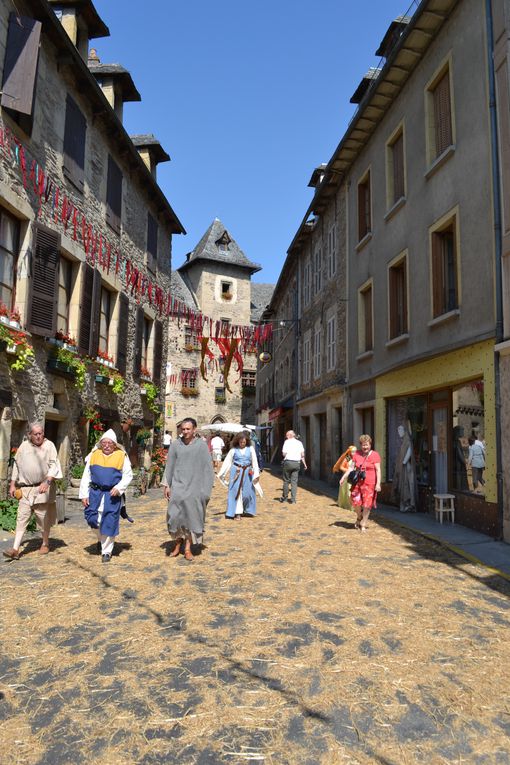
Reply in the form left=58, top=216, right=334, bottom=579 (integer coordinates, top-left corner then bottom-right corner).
left=142, top=382, right=159, bottom=414
left=55, top=348, right=89, bottom=389
left=111, top=372, right=125, bottom=394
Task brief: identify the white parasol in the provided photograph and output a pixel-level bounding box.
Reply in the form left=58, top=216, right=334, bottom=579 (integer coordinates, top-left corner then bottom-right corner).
left=199, top=422, right=246, bottom=434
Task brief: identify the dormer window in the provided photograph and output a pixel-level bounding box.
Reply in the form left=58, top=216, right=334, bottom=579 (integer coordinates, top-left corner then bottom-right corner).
left=215, top=231, right=232, bottom=252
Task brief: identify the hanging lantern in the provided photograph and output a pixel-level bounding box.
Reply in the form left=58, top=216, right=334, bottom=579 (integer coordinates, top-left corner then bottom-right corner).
left=259, top=351, right=272, bottom=364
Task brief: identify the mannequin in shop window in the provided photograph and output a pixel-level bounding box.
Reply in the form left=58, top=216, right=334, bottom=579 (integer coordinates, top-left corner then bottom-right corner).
left=392, top=423, right=418, bottom=512
left=453, top=425, right=469, bottom=491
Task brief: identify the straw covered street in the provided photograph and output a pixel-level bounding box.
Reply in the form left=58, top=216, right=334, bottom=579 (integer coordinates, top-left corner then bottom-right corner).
left=1, top=472, right=510, bottom=765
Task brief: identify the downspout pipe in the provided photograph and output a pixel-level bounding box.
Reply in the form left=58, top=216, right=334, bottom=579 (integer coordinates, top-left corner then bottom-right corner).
left=485, top=0, right=505, bottom=538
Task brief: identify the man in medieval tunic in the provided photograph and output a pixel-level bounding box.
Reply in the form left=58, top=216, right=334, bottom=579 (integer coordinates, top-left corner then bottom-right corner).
left=80, top=429, right=133, bottom=563
left=162, top=417, right=214, bottom=560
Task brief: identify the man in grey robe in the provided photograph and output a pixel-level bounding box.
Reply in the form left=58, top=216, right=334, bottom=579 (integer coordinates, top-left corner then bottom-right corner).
left=162, top=417, right=214, bottom=560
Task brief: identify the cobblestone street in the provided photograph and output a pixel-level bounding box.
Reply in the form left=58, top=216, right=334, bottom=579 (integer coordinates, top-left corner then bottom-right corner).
left=1, top=472, right=510, bottom=765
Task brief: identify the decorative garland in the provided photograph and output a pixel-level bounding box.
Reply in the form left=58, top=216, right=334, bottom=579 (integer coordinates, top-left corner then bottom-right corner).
left=0, top=121, right=273, bottom=348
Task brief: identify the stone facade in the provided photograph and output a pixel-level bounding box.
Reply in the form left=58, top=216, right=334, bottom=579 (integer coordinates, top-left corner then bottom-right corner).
left=165, top=219, right=272, bottom=435
left=0, top=0, right=183, bottom=492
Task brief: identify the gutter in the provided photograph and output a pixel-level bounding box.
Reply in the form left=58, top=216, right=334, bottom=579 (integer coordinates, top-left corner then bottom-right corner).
left=485, top=0, right=505, bottom=539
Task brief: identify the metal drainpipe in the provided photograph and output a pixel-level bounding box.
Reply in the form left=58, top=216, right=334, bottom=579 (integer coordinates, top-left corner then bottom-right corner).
left=486, top=0, right=504, bottom=539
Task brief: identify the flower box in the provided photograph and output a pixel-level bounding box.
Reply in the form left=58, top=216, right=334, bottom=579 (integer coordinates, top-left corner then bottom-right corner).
left=140, top=375, right=152, bottom=383
left=95, top=374, right=110, bottom=385
left=96, top=356, right=115, bottom=369
left=181, top=387, right=199, bottom=397
left=0, top=315, right=20, bottom=330
left=47, top=358, right=76, bottom=380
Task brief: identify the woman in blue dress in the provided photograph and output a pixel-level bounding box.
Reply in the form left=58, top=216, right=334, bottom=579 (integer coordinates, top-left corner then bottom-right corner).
left=217, top=432, right=260, bottom=519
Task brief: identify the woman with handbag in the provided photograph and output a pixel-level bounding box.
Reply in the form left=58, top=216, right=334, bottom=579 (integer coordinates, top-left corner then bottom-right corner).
left=332, top=444, right=356, bottom=510
left=340, top=434, right=381, bottom=532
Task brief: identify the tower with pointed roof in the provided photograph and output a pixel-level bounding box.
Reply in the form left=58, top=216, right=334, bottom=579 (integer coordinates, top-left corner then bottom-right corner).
left=165, top=220, right=273, bottom=433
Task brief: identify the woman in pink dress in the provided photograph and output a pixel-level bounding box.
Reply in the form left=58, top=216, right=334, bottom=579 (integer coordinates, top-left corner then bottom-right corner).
left=341, top=434, right=381, bottom=532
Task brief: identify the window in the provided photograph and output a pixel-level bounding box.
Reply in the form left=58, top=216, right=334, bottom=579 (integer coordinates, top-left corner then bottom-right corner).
left=57, top=257, right=73, bottom=335
left=313, top=247, right=322, bottom=294
left=313, top=325, right=321, bottom=378
left=431, top=216, right=458, bottom=318
left=147, top=212, right=158, bottom=273
left=0, top=208, right=20, bottom=308
left=78, top=263, right=101, bottom=355
left=302, top=331, right=311, bottom=384
left=388, top=256, right=408, bottom=338
left=182, top=368, right=198, bottom=389
left=98, top=287, right=112, bottom=356
left=63, top=95, right=86, bottom=192
left=28, top=224, right=60, bottom=337
left=426, top=64, right=454, bottom=163
left=220, top=318, right=231, bottom=336
left=358, top=281, right=373, bottom=353
left=326, top=315, right=336, bottom=371
left=221, top=281, right=233, bottom=299
left=116, top=294, right=129, bottom=375
left=357, top=170, right=371, bottom=242
left=1, top=13, right=41, bottom=130
left=303, top=257, right=312, bottom=306
left=215, top=386, right=226, bottom=402
left=242, top=370, right=256, bottom=388
left=142, top=316, right=153, bottom=370
left=153, top=320, right=163, bottom=383
left=327, top=224, right=337, bottom=279
left=106, top=155, right=122, bottom=234
left=184, top=325, right=200, bottom=348
left=387, top=127, right=405, bottom=207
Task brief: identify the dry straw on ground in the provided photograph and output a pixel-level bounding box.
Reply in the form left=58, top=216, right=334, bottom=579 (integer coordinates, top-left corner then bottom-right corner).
left=1, top=472, right=510, bottom=764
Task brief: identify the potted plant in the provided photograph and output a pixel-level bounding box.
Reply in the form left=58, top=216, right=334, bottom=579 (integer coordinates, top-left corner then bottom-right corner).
left=48, top=347, right=88, bottom=388
left=136, top=428, right=152, bottom=447
left=0, top=325, right=34, bottom=371
left=69, top=464, right=85, bottom=487
left=141, top=381, right=159, bottom=413
left=95, top=364, right=111, bottom=385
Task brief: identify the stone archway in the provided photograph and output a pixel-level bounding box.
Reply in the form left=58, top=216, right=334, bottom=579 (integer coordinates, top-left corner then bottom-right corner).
left=211, top=415, right=225, bottom=424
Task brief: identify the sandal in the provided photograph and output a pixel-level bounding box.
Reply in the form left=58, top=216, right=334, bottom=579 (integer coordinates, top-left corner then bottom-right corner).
left=184, top=550, right=194, bottom=561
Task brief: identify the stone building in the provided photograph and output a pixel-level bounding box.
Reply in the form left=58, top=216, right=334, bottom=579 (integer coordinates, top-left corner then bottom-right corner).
left=262, top=0, right=506, bottom=535
left=165, top=219, right=272, bottom=434
left=0, top=0, right=184, bottom=492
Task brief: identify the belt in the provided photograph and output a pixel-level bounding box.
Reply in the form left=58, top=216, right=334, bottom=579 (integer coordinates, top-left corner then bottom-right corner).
left=17, top=483, right=41, bottom=487
left=90, top=482, right=116, bottom=491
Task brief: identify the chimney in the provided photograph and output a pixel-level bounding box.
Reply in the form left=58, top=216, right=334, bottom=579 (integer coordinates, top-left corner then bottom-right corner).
left=130, top=135, right=171, bottom=180
left=88, top=55, right=141, bottom=123
left=49, top=1, right=109, bottom=62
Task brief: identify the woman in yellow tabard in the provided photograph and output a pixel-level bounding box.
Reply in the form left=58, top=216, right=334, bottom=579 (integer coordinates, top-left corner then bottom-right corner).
left=332, top=445, right=357, bottom=510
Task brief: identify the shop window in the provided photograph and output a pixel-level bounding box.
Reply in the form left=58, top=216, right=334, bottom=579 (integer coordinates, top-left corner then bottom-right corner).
left=357, top=169, right=371, bottom=242
left=0, top=208, right=20, bottom=309
left=452, top=380, right=485, bottom=494
left=387, top=396, right=429, bottom=485
left=388, top=256, right=408, bottom=338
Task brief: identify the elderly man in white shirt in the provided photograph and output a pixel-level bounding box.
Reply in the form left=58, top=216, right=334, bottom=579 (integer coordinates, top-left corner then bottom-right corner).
left=281, top=430, right=307, bottom=504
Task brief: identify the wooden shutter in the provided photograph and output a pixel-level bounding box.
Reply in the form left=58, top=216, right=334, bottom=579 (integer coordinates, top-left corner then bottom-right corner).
left=153, top=319, right=163, bottom=384
left=147, top=213, right=158, bottom=273
left=392, top=133, right=405, bottom=202
left=78, top=264, right=101, bottom=355
left=433, top=72, right=452, bottom=157
left=106, top=155, right=122, bottom=234
left=63, top=95, right=86, bottom=191
left=1, top=14, right=41, bottom=115
left=116, top=293, right=129, bottom=375
left=28, top=224, right=59, bottom=336
left=133, top=306, right=144, bottom=378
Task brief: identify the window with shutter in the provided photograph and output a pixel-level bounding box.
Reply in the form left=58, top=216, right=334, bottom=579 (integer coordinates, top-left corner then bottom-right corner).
left=116, top=294, right=129, bottom=375
left=147, top=213, right=158, bottom=273
left=433, top=71, right=452, bottom=158
left=389, top=258, right=408, bottom=338
left=153, top=320, right=163, bottom=384
left=0, top=208, right=20, bottom=308
left=357, top=171, right=371, bottom=241
left=358, top=282, right=373, bottom=353
left=106, top=155, right=122, bottom=234
left=28, top=224, right=59, bottom=336
left=78, top=264, right=101, bottom=355
left=391, top=132, right=405, bottom=204
left=1, top=14, right=41, bottom=117
left=431, top=223, right=457, bottom=317
left=63, top=95, right=86, bottom=192
left=133, top=307, right=144, bottom=378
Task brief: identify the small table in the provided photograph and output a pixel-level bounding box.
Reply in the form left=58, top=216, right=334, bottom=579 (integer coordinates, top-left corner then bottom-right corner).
left=433, top=494, right=455, bottom=524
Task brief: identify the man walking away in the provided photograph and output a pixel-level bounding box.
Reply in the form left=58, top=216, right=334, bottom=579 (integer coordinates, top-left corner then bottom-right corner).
left=162, top=418, right=214, bottom=560
left=210, top=432, right=225, bottom=472
left=4, top=422, right=62, bottom=560
left=281, top=430, right=307, bottom=504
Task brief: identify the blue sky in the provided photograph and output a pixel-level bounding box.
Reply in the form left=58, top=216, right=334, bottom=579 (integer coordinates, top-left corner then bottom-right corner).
left=93, top=0, right=412, bottom=284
